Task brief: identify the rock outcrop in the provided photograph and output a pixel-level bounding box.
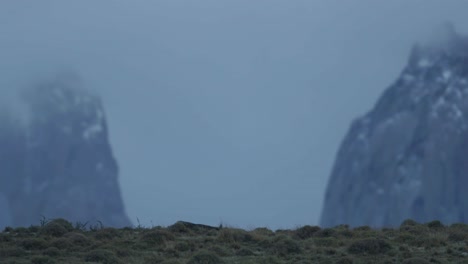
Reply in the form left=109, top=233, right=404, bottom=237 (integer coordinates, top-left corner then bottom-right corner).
left=0, top=74, right=132, bottom=229
left=320, top=23, right=468, bottom=228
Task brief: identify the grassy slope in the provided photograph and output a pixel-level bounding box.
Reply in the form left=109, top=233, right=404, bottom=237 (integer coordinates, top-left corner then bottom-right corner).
left=0, top=218, right=467, bottom=264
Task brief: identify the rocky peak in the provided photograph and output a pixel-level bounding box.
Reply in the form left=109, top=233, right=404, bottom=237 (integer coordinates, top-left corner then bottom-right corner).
left=320, top=24, right=468, bottom=228
left=0, top=73, right=132, bottom=229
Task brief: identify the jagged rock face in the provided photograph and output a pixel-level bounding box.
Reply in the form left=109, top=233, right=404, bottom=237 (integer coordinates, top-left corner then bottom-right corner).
left=0, top=75, right=132, bottom=228
left=320, top=25, right=468, bottom=228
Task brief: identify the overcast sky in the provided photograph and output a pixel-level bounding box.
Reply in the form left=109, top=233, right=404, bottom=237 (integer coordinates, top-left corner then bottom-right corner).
left=1, top=0, right=468, bottom=230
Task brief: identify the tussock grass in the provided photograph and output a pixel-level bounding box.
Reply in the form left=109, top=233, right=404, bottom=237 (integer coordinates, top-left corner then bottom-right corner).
left=0, top=217, right=467, bottom=263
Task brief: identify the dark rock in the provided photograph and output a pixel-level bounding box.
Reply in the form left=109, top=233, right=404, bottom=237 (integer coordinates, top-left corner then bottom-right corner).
left=320, top=23, right=468, bottom=228
left=0, top=73, right=131, bottom=229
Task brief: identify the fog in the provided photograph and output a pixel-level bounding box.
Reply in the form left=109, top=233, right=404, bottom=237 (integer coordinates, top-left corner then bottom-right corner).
left=1, top=0, right=468, bottom=230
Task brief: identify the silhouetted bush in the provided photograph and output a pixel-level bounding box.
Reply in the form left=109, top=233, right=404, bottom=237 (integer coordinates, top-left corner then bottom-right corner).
left=40, top=222, right=68, bottom=237
left=251, top=227, right=275, bottom=237
left=295, top=225, right=321, bottom=239
left=353, top=226, right=371, bottom=231
left=400, top=219, right=419, bottom=227
left=168, top=221, right=191, bottom=234
left=426, top=220, right=444, bottom=229
left=314, top=228, right=336, bottom=238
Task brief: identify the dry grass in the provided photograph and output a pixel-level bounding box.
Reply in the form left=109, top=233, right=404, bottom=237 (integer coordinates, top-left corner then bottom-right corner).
left=0, top=218, right=467, bottom=263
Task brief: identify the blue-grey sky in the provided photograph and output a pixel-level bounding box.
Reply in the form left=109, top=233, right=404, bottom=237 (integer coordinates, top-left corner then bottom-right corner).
left=1, top=0, right=468, bottom=230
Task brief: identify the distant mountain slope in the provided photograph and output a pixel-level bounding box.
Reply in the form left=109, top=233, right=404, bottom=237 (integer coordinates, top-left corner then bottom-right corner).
left=320, top=23, right=468, bottom=228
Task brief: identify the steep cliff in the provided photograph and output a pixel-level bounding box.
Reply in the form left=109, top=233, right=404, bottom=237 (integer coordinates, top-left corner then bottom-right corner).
left=320, top=24, right=468, bottom=228
left=0, top=74, right=132, bottom=228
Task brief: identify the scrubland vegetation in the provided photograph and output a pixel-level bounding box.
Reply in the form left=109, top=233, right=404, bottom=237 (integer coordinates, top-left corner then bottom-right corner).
left=1, top=217, right=468, bottom=263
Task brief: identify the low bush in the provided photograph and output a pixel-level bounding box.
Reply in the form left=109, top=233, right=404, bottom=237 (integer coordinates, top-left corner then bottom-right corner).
left=64, top=232, right=92, bottom=247
left=270, top=235, right=302, bottom=257
left=295, top=225, right=321, bottom=239
left=348, top=238, right=391, bottom=255
left=140, top=230, right=175, bottom=247
left=31, top=256, right=56, bottom=264
left=425, top=220, right=444, bottom=229
left=186, top=250, right=224, bottom=264
left=401, top=257, right=430, bottom=264
left=19, top=238, right=49, bottom=250
left=84, top=249, right=121, bottom=264
left=314, top=228, right=337, bottom=238
left=42, top=247, right=61, bottom=257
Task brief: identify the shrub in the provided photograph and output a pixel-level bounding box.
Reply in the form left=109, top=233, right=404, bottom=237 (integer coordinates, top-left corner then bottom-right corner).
left=0, top=246, right=27, bottom=257
left=0, top=233, right=12, bottom=242
left=217, top=228, right=251, bottom=244
left=142, top=253, right=164, bottom=264
left=315, top=237, right=341, bottom=247
left=335, top=257, right=354, bottom=264
left=43, top=247, right=61, bottom=257
left=31, top=256, right=56, bottom=264
left=175, top=241, right=194, bottom=252
left=168, top=221, right=191, bottom=234
left=186, top=250, right=224, bottom=264
left=19, top=238, right=49, bottom=250
left=50, top=237, right=73, bottom=249
left=40, top=222, right=68, bottom=237
left=95, top=227, right=120, bottom=240
left=3, top=226, right=13, bottom=233
left=236, top=247, right=255, bottom=256
left=295, top=225, right=321, bottom=239
left=399, top=225, right=428, bottom=235
left=353, top=226, right=371, bottom=231
left=271, top=235, right=302, bottom=257
left=28, top=225, right=41, bottom=233
left=314, top=228, right=336, bottom=238
left=425, top=220, right=444, bottom=229
left=252, top=227, right=275, bottom=237
left=401, top=257, right=430, bottom=264
left=348, top=238, right=391, bottom=255
left=400, top=219, right=419, bottom=227
left=396, top=232, right=417, bottom=244
left=64, top=232, right=92, bottom=247
left=161, top=260, right=182, bottom=264
left=419, top=232, right=447, bottom=248
left=448, top=230, right=467, bottom=241
left=141, top=230, right=175, bottom=247
left=256, top=256, right=282, bottom=264
left=84, top=249, right=121, bottom=264
left=49, top=218, right=74, bottom=231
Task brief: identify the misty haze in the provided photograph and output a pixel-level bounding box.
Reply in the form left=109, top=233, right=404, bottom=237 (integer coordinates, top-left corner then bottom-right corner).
left=1, top=0, right=468, bottom=232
